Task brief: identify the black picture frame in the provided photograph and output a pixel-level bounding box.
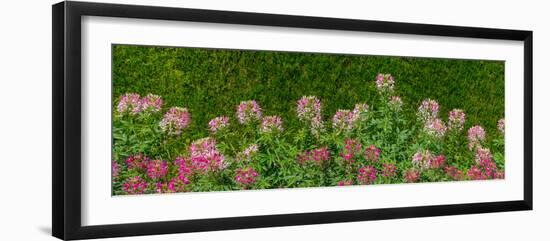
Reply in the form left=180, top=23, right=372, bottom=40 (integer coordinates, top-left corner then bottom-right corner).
left=52, top=1, right=533, bottom=240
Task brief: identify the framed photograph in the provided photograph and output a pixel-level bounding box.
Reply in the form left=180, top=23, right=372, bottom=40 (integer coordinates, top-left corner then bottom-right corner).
left=52, top=1, right=533, bottom=240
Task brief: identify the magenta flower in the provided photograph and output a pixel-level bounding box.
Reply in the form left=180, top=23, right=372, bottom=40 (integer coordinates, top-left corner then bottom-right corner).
left=498, top=118, right=505, bottom=135
left=467, top=125, right=486, bottom=150
left=404, top=169, right=420, bottom=183
left=146, top=159, right=168, bottom=180
left=375, top=73, right=395, bottom=93
left=236, top=100, right=262, bottom=124
left=357, top=166, right=377, bottom=185
left=474, top=147, right=493, bottom=164
left=417, top=99, right=439, bottom=122
left=296, top=147, right=330, bottom=166
left=337, top=180, right=353, bottom=186
left=235, top=167, right=258, bottom=188
left=117, top=93, right=141, bottom=115
left=430, top=155, right=446, bottom=169
left=122, top=176, right=148, bottom=195
left=260, top=116, right=284, bottom=134
left=382, top=163, right=397, bottom=178
left=448, top=109, right=466, bottom=131
left=389, top=96, right=403, bottom=110
left=125, top=153, right=150, bottom=170
left=297, top=96, right=322, bottom=125
left=364, top=144, right=381, bottom=162
left=159, top=107, right=191, bottom=136
left=467, top=158, right=499, bottom=180
left=412, top=150, right=433, bottom=170
left=140, top=94, right=163, bottom=113
left=444, top=166, right=464, bottom=181
left=189, top=138, right=226, bottom=172
left=208, top=116, right=230, bottom=133
left=340, top=139, right=362, bottom=164
left=332, top=109, right=355, bottom=131
left=424, top=118, right=447, bottom=138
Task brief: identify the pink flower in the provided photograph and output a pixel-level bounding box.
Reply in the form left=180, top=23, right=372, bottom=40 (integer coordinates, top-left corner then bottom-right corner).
left=340, top=139, right=362, bottom=164
left=236, top=100, right=262, bottom=124
left=498, top=118, right=505, bottom=135
left=424, top=118, right=447, bottom=138
left=448, top=109, right=466, bottom=131
left=112, top=160, right=119, bottom=179
left=375, top=73, right=395, bottom=93
left=189, top=138, right=226, bottom=172
left=430, top=155, right=446, bottom=169
left=117, top=93, right=141, bottom=115
left=444, top=166, right=464, bottom=181
left=357, top=166, right=377, bottom=185
left=467, top=125, right=486, bottom=150
left=122, top=176, right=148, bottom=194
left=208, top=116, right=230, bottom=133
left=297, top=96, right=322, bottom=125
left=417, top=99, right=439, bottom=122
left=332, top=109, right=355, bottom=131
left=338, top=180, right=353, bottom=186
left=475, top=147, right=493, bottom=164
left=297, top=147, right=330, bottom=166
left=467, top=159, right=499, bottom=180
left=382, top=163, right=397, bottom=178
left=140, top=94, right=163, bottom=113
left=364, top=145, right=381, bottom=162
left=260, top=116, right=284, bottom=134
left=125, top=153, right=150, bottom=170
left=235, top=167, right=258, bottom=188
left=412, top=150, right=432, bottom=170
left=159, top=107, right=191, bottom=136
left=146, top=159, right=168, bottom=180
left=242, top=144, right=259, bottom=159
left=404, top=169, right=420, bottom=183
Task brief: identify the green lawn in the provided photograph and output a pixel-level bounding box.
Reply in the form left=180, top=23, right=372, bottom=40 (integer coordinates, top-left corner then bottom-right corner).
left=112, top=45, right=504, bottom=141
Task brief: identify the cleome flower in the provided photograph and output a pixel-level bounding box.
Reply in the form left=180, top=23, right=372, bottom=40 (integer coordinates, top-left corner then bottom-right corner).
left=234, top=167, right=259, bottom=188
left=117, top=93, right=142, bottom=115
left=448, top=109, right=466, bottom=131
left=423, top=118, right=447, bottom=138
left=357, top=166, right=378, bottom=185
left=352, top=103, right=369, bottom=122
left=159, top=107, right=191, bottom=136
left=467, top=125, right=486, bottom=150
left=375, top=73, right=395, bottom=93
left=412, top=149, right=433, bottom=170
left=417, top=98, right=439, bottom=123
left=236, top=100, right=262, bottom=124
left=208, top=116, right=230, bottom=134
left=189, top=138, right=226, bottom=172
left=125, top=153, right=150, bottom=170
left=122, top=176, right=148, bottom=195
left=139, top=94, right=163, bottom=113
left=296, top=147, right=330, bottom=166
left=332, top=109, right=355, bottom=131
left=389, top=96, right=403, bottom=110
left=260, top=115, right=284, bottom=134
left=403, top=169, right=420, bottom=183
left=340, top=139, right=362, bottom=164
left=364, top=144, right=381, bottom=162
left=497, top=118, right=505, bottom=135
left=146, top=159, right=168, bottom=180
left=382, top=163, right=398, bottom=178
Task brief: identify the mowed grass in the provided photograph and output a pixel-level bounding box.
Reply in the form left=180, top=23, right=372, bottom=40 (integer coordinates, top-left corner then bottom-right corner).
left=112, top=45, right=504, bottom=141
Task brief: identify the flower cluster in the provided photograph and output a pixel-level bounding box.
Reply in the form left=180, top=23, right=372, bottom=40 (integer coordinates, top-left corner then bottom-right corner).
left=297, top=147, right=330, bottom=166
left=122, top=176, right=148, bottom=194
left=382, top=163, right=397, bottom=178
left=208, top=116, right=230, bottom=133
left=474, top=147, right=493, bottom=164
left=404, top=169, right=420, bottom=183
left=375, top=73, right=395, bottom=93
left=389, top=96, right=403, bottom=110
left=498, top=118, right=505, bottom=135
left=424, top=118, right=447, bottom=138
left=430, top=154, right=446, bottom=169
left=242, top=144, right=259, bottom=160
left=352, top=103, right=369, bottom=122
left=467, top=125, right=486, bottom=150
left=332, top=109, right=355, bottom=131
left=448, top=109, right=466, bottom=131
left=117, top=93, right=163, bottom=115
left=357, top=166, right=377, bottom=184
left=159, top=107, right=191, bottom=136
left=260, top=116, right=284, bottom=134
left=340, top=139, right=362, bottom=164
left=125, top=153, right=150, bottom=170
left=467, top=159, right=499, bottom=180
left=237, top=100, right=262, bottom=124
left=411, top=150, right=433, bottom=170
left=296, top=96, right=324, bottom=134
left=189, top=138, right=226, bottom=172
left=146, top=159, right=168, bottom=180
left=417, top=99, right=439, bottom=123
left=112, top=160, right=119, bottom=179
left=337, top=180, right=353, bottom=186
left=234, top=167, right=258, bottom=188
left=444, top=166, right=464, bottom=181
left=364, top=144, right=381, bottom=162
